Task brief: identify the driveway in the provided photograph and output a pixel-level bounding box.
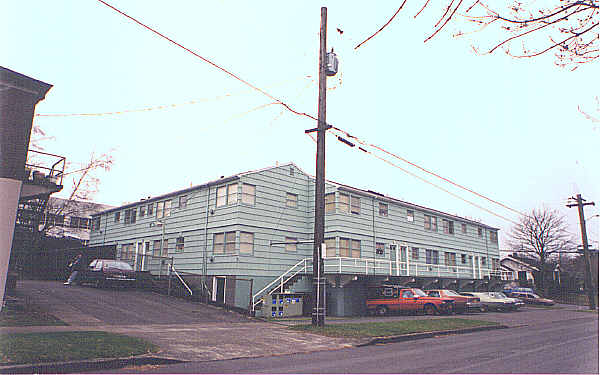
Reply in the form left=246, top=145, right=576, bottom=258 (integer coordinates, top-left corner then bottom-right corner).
left=6, top=280, right=359, bottom=362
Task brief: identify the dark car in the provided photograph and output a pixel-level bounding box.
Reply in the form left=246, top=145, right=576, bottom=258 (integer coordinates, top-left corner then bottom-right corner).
left=507, top=291, right=555, bottom=306
left=79, top=259, right=136, bottom=288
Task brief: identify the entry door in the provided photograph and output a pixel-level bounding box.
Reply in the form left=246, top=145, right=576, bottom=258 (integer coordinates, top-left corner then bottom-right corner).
left=212, top=277, right=226, bottom=303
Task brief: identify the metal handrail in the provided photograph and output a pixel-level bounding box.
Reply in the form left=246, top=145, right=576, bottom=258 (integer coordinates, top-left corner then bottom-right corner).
left=252, top=258, right=311, bottom=311
left=169, top=264, right=193, bottom=296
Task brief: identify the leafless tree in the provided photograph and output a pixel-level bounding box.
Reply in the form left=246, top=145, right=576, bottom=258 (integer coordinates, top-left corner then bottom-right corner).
left=508, top=207, right=575, bottom=290
left=578, top=96, right=599, bottom=131
left=27, top=126, right=114, bottom=238
left=355, top=1, right=599, bottom=69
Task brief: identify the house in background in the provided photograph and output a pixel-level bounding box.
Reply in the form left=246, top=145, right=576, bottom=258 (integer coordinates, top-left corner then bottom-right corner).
left=499, top=254, right=538, bottom=287
left=89, top=163, right=507, bottom=316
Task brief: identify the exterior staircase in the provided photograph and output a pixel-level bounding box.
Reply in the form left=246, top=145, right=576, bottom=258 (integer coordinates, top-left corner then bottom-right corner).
left=251, top=258, right=312, bottom=313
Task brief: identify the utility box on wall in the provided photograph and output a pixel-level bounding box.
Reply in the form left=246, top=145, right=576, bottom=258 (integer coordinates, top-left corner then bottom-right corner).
left=266, top=293, right=303, bottom=317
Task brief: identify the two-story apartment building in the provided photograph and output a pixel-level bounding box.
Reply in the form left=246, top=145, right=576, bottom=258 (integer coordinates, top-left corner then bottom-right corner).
left=89, top=163, right=502, bottom=316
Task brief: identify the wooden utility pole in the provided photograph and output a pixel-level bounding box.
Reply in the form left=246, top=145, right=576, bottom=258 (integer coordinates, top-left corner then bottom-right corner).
left=567, top=194, right=597, bottom=310
left=306, top=7, right=329, bottom=327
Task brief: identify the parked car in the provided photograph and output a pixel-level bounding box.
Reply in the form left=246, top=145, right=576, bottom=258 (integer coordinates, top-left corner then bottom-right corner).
left=460, top=292, right=517, bottom=312
left=507, top=291, right=555, bottom=306
left=502, top=287, right=534, bottom=295
left=79, top=259, right=136, bottom=288
left=488, top=292, right=524, bottom=310
left=366, top=285, right=455, bottom=315
left=426, top=289, right=482, bottom=313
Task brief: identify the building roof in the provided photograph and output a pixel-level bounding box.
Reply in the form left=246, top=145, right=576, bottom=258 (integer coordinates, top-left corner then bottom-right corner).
left=92, top=162, right=499, bottom=230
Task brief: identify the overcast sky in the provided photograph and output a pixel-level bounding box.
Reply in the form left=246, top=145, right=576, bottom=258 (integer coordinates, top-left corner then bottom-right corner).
left=4, top=1, right=599, bottom=249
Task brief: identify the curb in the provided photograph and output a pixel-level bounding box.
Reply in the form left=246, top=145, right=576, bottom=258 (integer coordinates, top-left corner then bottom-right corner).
left=355, top=324, right=510, bottom=347
left=0, top=355, right=186, bottom=374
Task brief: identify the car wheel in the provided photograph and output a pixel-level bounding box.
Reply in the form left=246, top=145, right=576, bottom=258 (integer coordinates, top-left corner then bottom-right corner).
left=424, top=304, right=437, bottom=315
left=376, top=305, right=388, bottom=316
left=480, top=305, right=488, bottom=313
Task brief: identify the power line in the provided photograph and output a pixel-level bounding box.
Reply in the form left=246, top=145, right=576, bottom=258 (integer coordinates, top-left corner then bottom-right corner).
left=330, top=126, right=525, bottom=217
left=35, top=77, right=312, bottom=118
left=323, top=130, right=519, bottom=225
left=95, top=0, right=317, bottom=122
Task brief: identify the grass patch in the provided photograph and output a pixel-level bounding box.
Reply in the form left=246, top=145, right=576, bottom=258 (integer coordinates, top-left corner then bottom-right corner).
left=570, top=309, right=599, bottom=314
left=0, top=331, right=158, bottom=365
left=288, top=318, right=499, bottom=338
left=0, top=304, right=66, bottom=327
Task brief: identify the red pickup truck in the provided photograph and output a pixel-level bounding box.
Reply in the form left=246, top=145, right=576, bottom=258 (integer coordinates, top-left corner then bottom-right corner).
left=366, top=285, right=455, bottom=315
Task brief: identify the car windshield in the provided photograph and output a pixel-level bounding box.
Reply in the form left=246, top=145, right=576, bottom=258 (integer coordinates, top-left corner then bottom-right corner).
left=413, top=288, right=427, bottom=297
left=443, top=290, right=462, bottom=296
left=495, top=292, right=509, bottom=298
left=102, top=260, right=133, bottom=270
left=489, top=293, right=505, bottom=299
left=531, top=293, right=541, bottom=298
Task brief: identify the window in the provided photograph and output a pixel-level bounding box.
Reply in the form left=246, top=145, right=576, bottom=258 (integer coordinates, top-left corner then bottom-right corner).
left=213, top=233, right=224, bottom=254
left=240, top=232, right=254, bottom=253
left=286, top=193, right=298, bottom=208
left=114, top=212, right=120, bottom=222
left=426, top=249, right=439, bottom=264
left=351, top=240, right=361, bottom=258
left=461, top=254, right=467, bottom=264
left=351, top=196, right=361, bottom=215
left=411, top=247, right=419, bottom=260
left=339, top=193, right=349, bottom=213
left=157, top=200, right=171, bottom=219
left=176, top=237, right=184, bottom=252
left=69, top=216, right=79, bottom=228
left=339, top=238, right=350, bottom=257
left=442, top=219, right=454, bottom=234
left=478, top=227, right=483, bottom=236
left=124, top=208, right=136, bottom=224
left=325, top=193, right=335, bottom=213
left=162, top=239, right=168, bottom=256
left=407, top=210, right=414, bottom=222
left=376, top=242, right=385, bottom=256
left=402, top=290, right=414, bottom=298
left=490, top=231, right=498, bottom=243
left=445, top=252, right=457, bottom=266
left=91, top=217, right=100, bottom=231
left=228, top=184, right=238, bottom=205
left=164, top=200, right=171, bottom=217
left=241, top=184, right=255, bottom=205
left=140, top=205, right=146, bottom=217
left=492, top=258, right=499, bottom=270
left=217, top=186, right=227, bottom=207
left=425, top=215, right=438, bottom=231
left=379, top=203, right=388, bottom=217
left=461, top=223, right=467, bottom=234
left=153, top=240, right=161, bottom=256
left=179, top=195, right=187, bottom=209
left=289, top=166, right=294, bottom=176
left=157, top=202, right=164, bottom=219
left=147, top=203, right=153, bottom=216
left=285, top=237, right=297, bottom=252
left=324, top=238, right=336, bottom=257
left=121, top=243, right=134, bottom=261
left=481, top=257, right=487, bottom=266
left=225, top=231, right=236, bottom=253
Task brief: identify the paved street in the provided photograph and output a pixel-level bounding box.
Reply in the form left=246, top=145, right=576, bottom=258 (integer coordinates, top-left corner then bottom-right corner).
left=110, top=315, right=599, bottom=374
left=5, top=280, right=599, bottom=373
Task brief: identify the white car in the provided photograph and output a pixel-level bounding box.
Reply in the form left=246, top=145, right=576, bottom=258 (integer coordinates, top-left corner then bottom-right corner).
left=460, top=292, right=518, bottom=312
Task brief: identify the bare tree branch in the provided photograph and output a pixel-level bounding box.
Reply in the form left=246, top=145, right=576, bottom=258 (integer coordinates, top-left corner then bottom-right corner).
left=354, top=1, right=408, bottom=50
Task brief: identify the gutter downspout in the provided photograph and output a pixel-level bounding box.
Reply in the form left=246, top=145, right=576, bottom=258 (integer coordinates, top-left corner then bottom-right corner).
left=372, top=197, right=376, bottom=275
left=202, top=185, right=211, bottom=303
